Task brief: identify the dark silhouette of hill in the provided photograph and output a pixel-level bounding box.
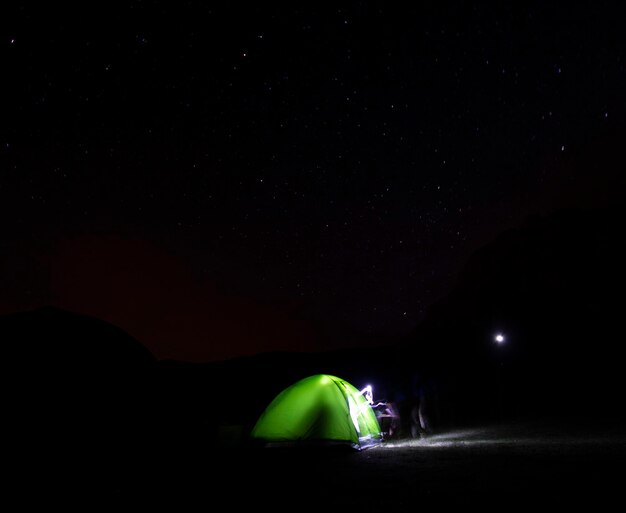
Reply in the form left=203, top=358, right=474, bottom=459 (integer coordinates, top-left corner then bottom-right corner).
left=396, top=206, right=626, bottom=425
left=2, top=305, right=156, bottom=366
left=2, top=306, right=157, bottom=488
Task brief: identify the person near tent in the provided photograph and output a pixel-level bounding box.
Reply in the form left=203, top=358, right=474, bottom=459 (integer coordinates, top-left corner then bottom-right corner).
left=409, top=376, right=439, bottom=437
left=406, top=372, right=433, bottom=438
left=371, top=393, right=401, bottom=439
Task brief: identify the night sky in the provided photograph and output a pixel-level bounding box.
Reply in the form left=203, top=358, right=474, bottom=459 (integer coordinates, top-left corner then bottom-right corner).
left=2, top=2, right=624, bottom=362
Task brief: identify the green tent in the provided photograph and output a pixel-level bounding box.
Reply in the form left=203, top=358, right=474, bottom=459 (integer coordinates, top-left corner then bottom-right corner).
left=250, top=374, right=383, bottom=450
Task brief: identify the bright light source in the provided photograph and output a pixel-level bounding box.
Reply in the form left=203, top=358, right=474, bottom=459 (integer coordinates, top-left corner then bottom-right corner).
left=495, top=333, right=505, bottom=344
left=360, top=385, right=374, bottom=404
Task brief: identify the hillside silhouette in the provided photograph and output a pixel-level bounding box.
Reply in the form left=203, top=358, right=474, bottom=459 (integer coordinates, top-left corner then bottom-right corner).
left=3, top=306, right=157, bottom=492
left=397, top=205, right=626, bottom=425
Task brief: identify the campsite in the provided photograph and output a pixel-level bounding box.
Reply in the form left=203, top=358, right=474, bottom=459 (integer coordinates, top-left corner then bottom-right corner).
left=4, top=205, right=626, bottom=507
left=4, top=307, right=625, bottom=509
left=109, top=367, right=625, bottom=509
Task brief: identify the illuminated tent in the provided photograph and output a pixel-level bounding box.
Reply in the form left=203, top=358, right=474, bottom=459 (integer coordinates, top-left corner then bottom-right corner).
left=250, top=374, right=383, bottom=450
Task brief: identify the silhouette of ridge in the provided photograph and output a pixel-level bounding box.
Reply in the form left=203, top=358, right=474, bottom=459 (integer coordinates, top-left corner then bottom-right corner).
left=398, top=205, right=626, bottom=423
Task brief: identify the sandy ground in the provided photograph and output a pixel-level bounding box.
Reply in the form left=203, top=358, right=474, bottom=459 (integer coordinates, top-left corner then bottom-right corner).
left=68, top=419, right=625, bottom=509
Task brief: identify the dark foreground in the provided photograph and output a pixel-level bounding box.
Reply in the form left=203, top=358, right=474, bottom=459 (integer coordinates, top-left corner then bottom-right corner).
left=73, top=419, right=625, bottom=509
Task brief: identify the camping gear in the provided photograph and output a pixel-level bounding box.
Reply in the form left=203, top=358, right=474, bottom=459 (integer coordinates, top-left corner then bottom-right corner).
left=250, top=374, right=383, bottom=450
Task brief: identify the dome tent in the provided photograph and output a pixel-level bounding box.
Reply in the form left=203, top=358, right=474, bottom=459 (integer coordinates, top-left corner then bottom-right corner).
left=250, top=374, right=383, bottom=450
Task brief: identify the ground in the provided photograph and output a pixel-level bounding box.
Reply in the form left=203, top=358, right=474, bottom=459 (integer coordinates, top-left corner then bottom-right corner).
left=87, top=418, right=626, bottom=509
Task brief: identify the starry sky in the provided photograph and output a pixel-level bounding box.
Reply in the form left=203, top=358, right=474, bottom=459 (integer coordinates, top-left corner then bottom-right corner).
left=1, top=2, right=624, bottom=362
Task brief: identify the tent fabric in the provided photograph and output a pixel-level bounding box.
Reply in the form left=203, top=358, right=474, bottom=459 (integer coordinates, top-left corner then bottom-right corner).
left=250, top=374, right=383, bottom=450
